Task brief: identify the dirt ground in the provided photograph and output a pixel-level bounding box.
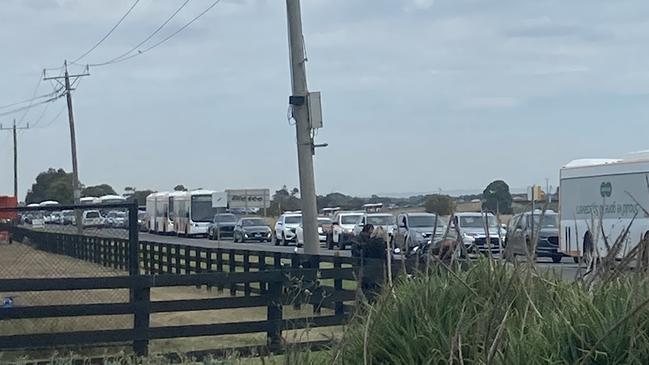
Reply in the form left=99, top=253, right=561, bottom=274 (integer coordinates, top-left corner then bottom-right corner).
left=0, top=242, right=343, bottom=361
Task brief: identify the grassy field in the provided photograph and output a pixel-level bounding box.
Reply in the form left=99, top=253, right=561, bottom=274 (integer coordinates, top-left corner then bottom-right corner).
left=0, top=242, right=344, bottom=363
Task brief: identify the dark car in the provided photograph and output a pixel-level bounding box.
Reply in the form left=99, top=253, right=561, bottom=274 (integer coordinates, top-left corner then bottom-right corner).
left=208, top=213, right=238, bottom=240
left=504, top=210, right=564, bottom=263
left=233, top=217, right=272, bottom=243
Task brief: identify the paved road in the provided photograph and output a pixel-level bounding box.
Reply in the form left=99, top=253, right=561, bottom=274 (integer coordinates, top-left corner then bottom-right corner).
left=139, top=232, right=583, bottom=279
left=138, top=232, right=338, bottom=255
left=25, top=225, right=585, bottom=279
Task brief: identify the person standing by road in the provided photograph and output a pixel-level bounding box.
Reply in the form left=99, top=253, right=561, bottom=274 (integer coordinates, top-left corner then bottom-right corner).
left=352, top=223, right=374, bottom=257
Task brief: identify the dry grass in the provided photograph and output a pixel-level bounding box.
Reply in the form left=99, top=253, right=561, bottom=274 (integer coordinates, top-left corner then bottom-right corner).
left=0, top=242, right=343, bottom=362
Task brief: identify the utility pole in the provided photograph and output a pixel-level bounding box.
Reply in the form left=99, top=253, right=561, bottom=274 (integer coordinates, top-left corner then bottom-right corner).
left=286, top=0, right=322, bottom=255
left=44, top=61, right=90, bottom=233
left=0, top=119, right=29, bottom=199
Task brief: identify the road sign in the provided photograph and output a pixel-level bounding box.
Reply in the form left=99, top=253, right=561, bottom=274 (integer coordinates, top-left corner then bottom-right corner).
left=212, top=191, right=228, bottom=208
left=226, top=189, right=270, bottom=209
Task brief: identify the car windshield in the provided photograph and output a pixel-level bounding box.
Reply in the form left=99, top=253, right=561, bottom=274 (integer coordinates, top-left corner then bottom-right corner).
left=138, top=212, right=146, bottom=219
left=318, top=218, right=332, bottom=225
left=86, top=212, right=100, bottom=219
left=285, top=216, right=302, bottom=224
left=215, top=214, right=237, bottom=223
left=191, top=195, right=217, bottom=222
left=242, top=218, right=266, bottom=226
left=459, top=215, right=497, bottom=229
left=341, top=215, right=362, bottom=224
left=367, top=215, right=395, bottom=226
left=409, top=215, right=444, bottom=228
left=63, top=211, right=74, bottom=217
left=532, top=214, right=558, bottom=228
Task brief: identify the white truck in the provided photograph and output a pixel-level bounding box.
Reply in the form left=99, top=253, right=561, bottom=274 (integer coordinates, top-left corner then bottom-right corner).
left=559, top=155, right=649, bottom=261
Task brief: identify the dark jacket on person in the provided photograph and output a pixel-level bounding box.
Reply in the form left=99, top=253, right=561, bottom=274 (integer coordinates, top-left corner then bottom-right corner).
left=352, top=231, right=372, bottom=257
left=363, top=236, right=387, bottom=260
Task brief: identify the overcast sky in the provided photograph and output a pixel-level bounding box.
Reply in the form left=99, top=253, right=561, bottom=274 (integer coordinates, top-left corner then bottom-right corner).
left=1, top=0, right=649, bottom=200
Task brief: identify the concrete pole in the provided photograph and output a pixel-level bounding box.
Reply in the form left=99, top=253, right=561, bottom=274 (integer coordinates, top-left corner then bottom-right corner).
left=12, top=120, right=17, bottom=200
left=286, top=0, right=319, bottom=254
left=63, top=61, right=82, bottom=233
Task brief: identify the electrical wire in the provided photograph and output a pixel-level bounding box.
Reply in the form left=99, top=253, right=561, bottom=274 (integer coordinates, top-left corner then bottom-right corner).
left=0, top=88, right=62, bottom=110
left=89, top=0, right=192, bottom=67
left=28, top=99, right=53, bottom=129
left=71, top=0, right=141, bottom=64
left=0, top=93, right=64, bottom=118
left=89, top=0, right=222, bottom=67
left=17, top=76, right=44, bottom=124
left=33, top=103, right=67, bottom=129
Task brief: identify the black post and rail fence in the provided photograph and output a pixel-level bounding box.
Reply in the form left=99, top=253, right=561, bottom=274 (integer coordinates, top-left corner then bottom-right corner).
left=0, top=203, right=384, bottom=359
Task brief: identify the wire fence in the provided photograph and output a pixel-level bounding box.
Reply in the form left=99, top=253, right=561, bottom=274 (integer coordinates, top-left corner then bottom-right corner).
left=0, top=202, right=137, bottom=339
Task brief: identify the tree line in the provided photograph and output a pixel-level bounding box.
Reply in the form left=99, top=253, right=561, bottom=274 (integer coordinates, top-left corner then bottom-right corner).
left=23, top=168, right=513, bottom=215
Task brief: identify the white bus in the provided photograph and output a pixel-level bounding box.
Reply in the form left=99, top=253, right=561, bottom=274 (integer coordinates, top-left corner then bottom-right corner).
left=560, top=154, right=649, bottom=261
left=39, top=200, right=60, bottom=206
left=80, top=197, right=100, bottom=205
left=145, top=192, right=171, bottom=234
left=98, top=195, right=127, bottom=205
left=172, top=189, right=216, bottom=237
left=167, top=191, right=187, bottom=235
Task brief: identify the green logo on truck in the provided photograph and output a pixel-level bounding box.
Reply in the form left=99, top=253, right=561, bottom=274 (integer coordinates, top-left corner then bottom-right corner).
left=600, top=182, right=612, bottom=198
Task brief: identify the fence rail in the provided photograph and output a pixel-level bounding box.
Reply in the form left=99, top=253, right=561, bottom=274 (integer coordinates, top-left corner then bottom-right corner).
left=1, top=220, right=385, bottom=359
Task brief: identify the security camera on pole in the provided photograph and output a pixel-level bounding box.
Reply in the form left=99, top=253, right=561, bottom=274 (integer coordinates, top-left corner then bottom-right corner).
left=286, top=0, right=325, bottom=255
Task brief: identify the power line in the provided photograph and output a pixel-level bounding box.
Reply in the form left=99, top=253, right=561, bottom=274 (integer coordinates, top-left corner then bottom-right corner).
left=89, top=0, right=222, bottom=67
left=33, top=103, right=67, bottom=129
left=71, top=0, right=141, bottom=64
left=89, top=0, right=192, bottom=67
left=0, top=88, right=62, bottom=110
left=17, top=76, right=44, bottom=124
left=0, top=93, right=64, bottom=118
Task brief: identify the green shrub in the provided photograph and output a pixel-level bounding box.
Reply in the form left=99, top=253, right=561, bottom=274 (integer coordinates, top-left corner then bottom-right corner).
left=321, top=259, right=649, bottom=364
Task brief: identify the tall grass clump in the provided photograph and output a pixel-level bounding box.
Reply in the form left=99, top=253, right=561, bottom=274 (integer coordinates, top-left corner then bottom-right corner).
left=323, top=259, right=649, bottom=365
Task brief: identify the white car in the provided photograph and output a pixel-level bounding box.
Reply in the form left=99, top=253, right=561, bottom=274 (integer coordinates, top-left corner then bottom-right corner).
left=296, top=217, right=332, bottom=246
left=352, top=213, right=396, bottom=237
left=273, top=212, right=302, bottom=246
left=82, top=210, right=103, bottom=228
left=328, top=211, right=364, bottom=249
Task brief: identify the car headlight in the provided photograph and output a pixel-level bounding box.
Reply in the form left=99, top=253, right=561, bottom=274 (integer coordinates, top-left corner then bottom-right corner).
left=463, top=233, right=476, bottom=242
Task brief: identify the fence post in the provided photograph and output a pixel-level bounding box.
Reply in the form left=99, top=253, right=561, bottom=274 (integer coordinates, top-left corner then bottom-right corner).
left=184, top=247, right=191, bottom=275
left=157, top=242, right=164, bottom=275
left=128, top=201, right=140, bottom=276
left=229, top=249, right=236, bottom=296
left=333, top=255, right=344, bottom=316
left=267, top=274, right=283, bottom=351
left=216, top=248, right=224, bottom=292
left=259, top=252, right=267, bottom=294
left=243, top=252, right=251, bottom=296
left=174, top=244, right=181, bottom=275
left=206, top=248, right=214, bottom=291
left=132, top=277, right=151, bottom=357
left=165, top=244, right=172, bottom=274
left=291, top=253, right=301, bottom=310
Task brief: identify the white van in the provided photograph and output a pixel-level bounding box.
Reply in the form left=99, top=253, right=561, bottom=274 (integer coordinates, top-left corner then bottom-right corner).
left=560, top=154, right=649, bottom=260
left=82, top=210, right=103, bottom=228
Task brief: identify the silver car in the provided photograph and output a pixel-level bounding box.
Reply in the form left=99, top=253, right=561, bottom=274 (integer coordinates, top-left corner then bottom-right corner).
left=453, top=212, right=503, bottom=254
left=395, top=213, right=447, bottom=252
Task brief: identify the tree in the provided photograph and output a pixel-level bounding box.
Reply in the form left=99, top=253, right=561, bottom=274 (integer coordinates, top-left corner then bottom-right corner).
left=424, top=194, right=455, bottom=215
left=127, top=189, right=155, bottom=206
left=174, top=185, right=187, bottom=191
left=82, top=184, right=116, bottom=198
left=290, top=187, right=299, bottom=197
left=483, top=180, right=513, bottom=214
left=25, top=168, right=75, bottom=204
left=269, top=185, right=300, bottom=215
